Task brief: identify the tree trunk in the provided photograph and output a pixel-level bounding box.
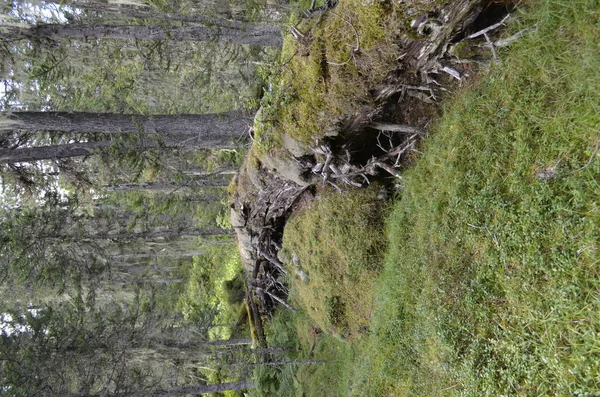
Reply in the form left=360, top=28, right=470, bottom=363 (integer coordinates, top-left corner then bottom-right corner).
left=106, top=179, right=231, bottom=192
left=0, top=137, right=236, bottom=164
left=6, top=23, right=282, bottom=46
left=206, top=338, right=253, bottom=347
left=68, top=1, right=250, bottom=29
left=78, top=228, right=233, bottom=240
left=74, top=381, right=255, bottom=397
left=6, top=111, right=249, bottom=137
left=145, top=381, right=255, bottom=396
left=111, top=251, right=208, bottom=260
left=226, top=359, right=325, bottom=368
left=0, top=140, right=113, bottom=164
left=0, top=111, right=249, bottom=163
left=181, top=168, right=237, bottom=177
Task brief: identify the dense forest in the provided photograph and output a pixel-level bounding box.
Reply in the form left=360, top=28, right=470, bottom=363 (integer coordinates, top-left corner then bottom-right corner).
left=0, top=0, right=288, bottom=394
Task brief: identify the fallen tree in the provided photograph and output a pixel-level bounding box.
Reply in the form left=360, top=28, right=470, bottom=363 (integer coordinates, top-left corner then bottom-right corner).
left=231, top=0, right=518, bottom=325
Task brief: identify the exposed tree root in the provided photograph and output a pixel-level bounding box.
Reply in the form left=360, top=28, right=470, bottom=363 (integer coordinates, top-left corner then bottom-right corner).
left=231, top=0, right=516, bottom=324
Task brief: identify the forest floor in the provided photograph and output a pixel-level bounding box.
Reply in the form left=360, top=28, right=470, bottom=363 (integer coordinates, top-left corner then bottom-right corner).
left=232, top=0, right=600, bottom=395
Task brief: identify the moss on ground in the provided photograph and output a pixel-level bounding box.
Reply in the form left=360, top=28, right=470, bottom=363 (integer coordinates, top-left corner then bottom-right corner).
left=251, top=0, right=447, bottom=154
left=281, top=185, right=388, bottom=338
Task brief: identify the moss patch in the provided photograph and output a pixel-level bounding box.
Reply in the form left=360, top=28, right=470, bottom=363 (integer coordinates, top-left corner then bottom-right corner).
left=281, top=185, right=388, bottom=338
left=253, top=0, right=405, bottom=153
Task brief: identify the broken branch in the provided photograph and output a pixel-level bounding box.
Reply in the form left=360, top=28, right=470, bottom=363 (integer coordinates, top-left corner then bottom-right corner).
left=368, top=122, right=428, bottom=136
left=466, top=14, right=511, bottom=40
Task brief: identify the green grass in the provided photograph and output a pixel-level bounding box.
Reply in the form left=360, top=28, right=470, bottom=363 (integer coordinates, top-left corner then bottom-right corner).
left=352, top=0, right=600, bottom=395
left=281, top=185, right=388, bottom=338
left=265, top=0, right=600, bottom=395
left=251, top=308, right=357, bottom=397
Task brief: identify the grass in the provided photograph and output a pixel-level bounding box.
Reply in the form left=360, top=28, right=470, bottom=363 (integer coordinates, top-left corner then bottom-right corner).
left=281, top=185, right=388, bottom=338
left=251, top=306, right=358, bottom=397
left=353, top=0, right=600, bottom=394
left=256, top=0, right=600, bottom=395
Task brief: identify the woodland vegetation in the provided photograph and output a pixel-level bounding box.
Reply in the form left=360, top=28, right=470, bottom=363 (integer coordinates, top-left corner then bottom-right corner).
left=2, top=0, right=599, bottom=396
left=0, top=0, right=285, bottom=395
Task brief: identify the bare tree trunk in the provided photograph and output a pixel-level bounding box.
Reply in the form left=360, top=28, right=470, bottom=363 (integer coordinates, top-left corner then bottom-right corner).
left=0, top=137, right=236, bottom=164
left=5, top=23, right=282, bottom=46
left=226, top=359, right=325, bottom=368
left=6, top=111, right=249, bottom=137
left=0, top=140, right=112, bottom=164
left=79, top=228, right=233, bottom=240
left=68, top=1, right=250, bottom=29
left=206, top=338, right=253, bottom=347
left=111, top=251, right=208, bottom=260
left=181, top=168, right=237, bottom=177
left=106, top=179, right=231, bottom=192
left=0, top=111, right=249, bottom=163
left=74, top=381, right=255, bottom=397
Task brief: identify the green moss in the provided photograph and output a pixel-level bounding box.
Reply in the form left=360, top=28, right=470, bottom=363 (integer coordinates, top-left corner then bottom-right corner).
left=281, top=185, right=388, bottom=338
left=252, top=0, right=402, bottom=155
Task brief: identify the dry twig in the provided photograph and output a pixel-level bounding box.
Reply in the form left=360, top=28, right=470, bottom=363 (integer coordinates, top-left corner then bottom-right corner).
left=483, top=32, right=498, bottom=62
left=466, top=14, right=511, bottom=40
left=577, top=140, right=600, bottom=172
left=368, top=122, right=428, bottom=136
left=326, top=11, right=360, bottom=66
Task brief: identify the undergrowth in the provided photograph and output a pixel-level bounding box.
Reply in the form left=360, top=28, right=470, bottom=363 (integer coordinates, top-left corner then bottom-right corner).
left=281, top=185, right=388, bottom=338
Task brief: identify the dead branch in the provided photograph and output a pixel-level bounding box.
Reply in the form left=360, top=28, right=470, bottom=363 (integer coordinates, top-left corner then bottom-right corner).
left=327, top=11, right=360, bottom=66
left=466, top=14, right=511, bottom=40
left=327, top=180, right=343, bottom=192
left=440, top=65, right=461, bottom=80
left=289, top=25, right=305, bottom=41
left=370, top=160, right=403, bottom=179
left=256, top=287, right=296, bottom=312
left=246, top=288, right=267, bottom=347
left=368, top=122, right=428, bottom=136
left=493, top=25, right=538, bottom=48
left=576, top=140, right=600, bottom=172
left=484, top=32, right=499, bottom=62
left=257, top=247, right=287, bottom=275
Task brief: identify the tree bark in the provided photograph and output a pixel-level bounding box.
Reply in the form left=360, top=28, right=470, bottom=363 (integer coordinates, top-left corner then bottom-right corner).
left=106, top=179, right=231, bottom=192
left=111, top=251, right=208, bottom=260
left=206, top=338, right=253, bottom=347
left=181, top=168, right=237, bottom=177
left=68, top=1, right=250, bottom=29
left=0, top=137, right=236, bottom=164
left=0, top=111, right=249, bottom=163
left=78, top=228, right=233, bottom=240
left=143, top=381, right=254, bottom=396
left=226, top=359, right=325, bottom=367
left=74, top=380, right=255, bottom=397
left=5, top=23, right=282, bottom=46
left=6, top=111, right=249, bottom=137
left=0, top=140, right=112, bottom=164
